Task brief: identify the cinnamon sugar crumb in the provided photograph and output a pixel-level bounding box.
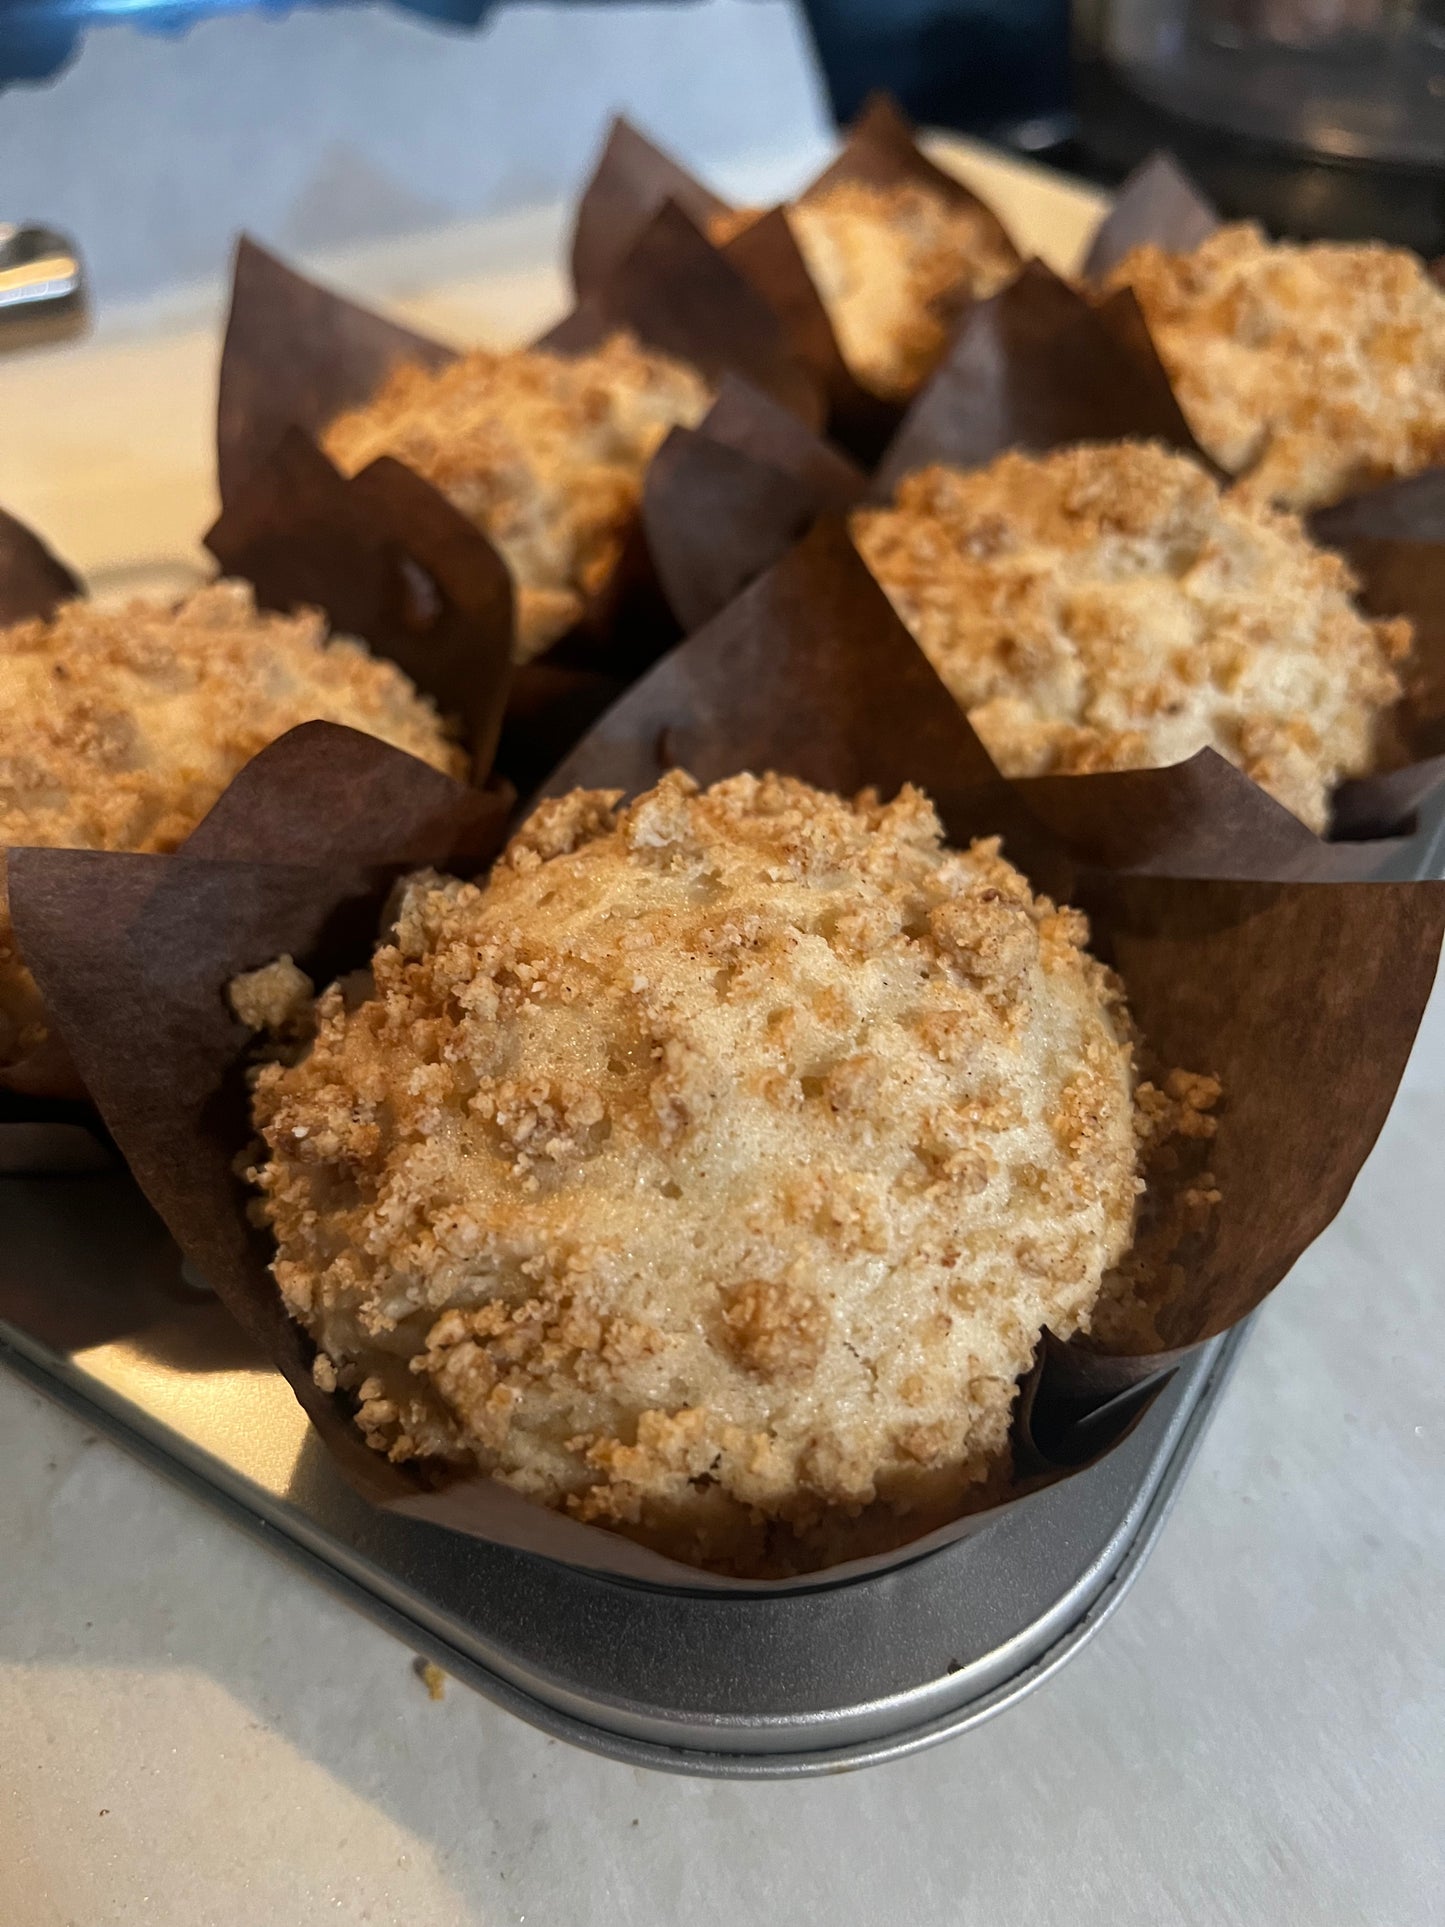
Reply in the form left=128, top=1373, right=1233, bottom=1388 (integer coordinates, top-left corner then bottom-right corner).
left=228, top=956, right=315, bottom=1039
left=415, top=1660, right=447, bottom=1701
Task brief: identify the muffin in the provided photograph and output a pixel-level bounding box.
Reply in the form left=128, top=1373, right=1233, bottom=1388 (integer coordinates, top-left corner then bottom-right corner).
left=853, top=442, right=1409, bottom=832
left=1102, top=224, right=1445, bottom=510
left=322, top=334, right=711, bottom=663
left=713, top=179, right=1017, bottom=402
left=242, top=768, right=1182, bottom=1577
left=0, top=579, right=463, bottom=1072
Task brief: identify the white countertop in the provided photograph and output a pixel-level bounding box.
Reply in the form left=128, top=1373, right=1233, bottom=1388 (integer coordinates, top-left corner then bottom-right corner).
left=1, top=13, right=1443, bottom=1919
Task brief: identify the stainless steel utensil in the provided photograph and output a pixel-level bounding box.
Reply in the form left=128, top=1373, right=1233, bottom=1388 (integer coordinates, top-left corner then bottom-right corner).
left=0, top=223, right=85, bottom=347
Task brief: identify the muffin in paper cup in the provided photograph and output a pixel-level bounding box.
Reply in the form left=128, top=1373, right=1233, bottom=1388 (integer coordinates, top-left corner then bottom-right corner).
left=8, top=520, right=1441, bottom=1587
left=0, top=506, right=87, bottom=1111
left=212, top=221, right=821, bottom=793
left=0, top=477, right=513, bottom=1136
left=572, top=93, right=1022, bottom=462
left=645, top=254, right=1445, bottom=866
left=931, top=148, right=1445, bottom=827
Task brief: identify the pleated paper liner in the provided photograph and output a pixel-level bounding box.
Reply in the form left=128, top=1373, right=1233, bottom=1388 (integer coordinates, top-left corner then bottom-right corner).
left=0, top=511, right=93, bottom=1133
left=211, top=225, right=821, bottom=790
left=646, top=255, right=1445, bottom=864
left=9, top=519, right=1442, bottom=1588
left=216, top=222, right=818, bottom=508
left=1080, top=150, right=1222, bottom=284
left=642, top=262, right=1213, bottom=644
left=0, top=477, right=513, bottom=1129
left=641, top=375, right=865, bottom=636
left=0, top=506, right=80, bottom=628
left=572, top=93, right=1022, bottom=462
left=205, top=436, right=514, bottom=781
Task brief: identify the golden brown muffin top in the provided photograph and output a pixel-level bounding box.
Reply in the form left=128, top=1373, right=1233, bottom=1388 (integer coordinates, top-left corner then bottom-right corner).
left=714, top=178, right=1016, bottom=401
left=323, top=333, right=710, bottom=661
left=854, top=441, right=1408, bottom=831
left=1103, top=223, right=1445, bottom=510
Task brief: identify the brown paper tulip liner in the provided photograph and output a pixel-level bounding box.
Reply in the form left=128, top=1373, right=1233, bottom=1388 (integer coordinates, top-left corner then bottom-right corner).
left=571, top=93, right=1022, bottom=463
left=641, top=374, right=866, bottom=636
left=9, top=519, right=1442, bottom=1591
left=0, top=507, right=90, bottom=1121
left=211, top=229, right=821, bottom=791
left=643, top=260, right=1221, bottom=642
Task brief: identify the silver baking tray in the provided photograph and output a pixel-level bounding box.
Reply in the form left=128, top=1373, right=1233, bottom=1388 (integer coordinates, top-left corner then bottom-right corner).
left=4, top=788, right=1442, bottom=1779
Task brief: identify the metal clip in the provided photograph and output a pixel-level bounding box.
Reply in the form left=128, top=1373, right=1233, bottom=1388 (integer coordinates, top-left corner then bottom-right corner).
left=0, top=224, right=86, bottom=349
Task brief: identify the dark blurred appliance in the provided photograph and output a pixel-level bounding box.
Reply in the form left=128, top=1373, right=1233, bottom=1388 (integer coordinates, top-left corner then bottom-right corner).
left=1075, top=0, right=1445, bottom=248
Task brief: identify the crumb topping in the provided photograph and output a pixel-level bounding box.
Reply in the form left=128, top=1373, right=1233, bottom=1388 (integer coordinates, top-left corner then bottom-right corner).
left=228, top=955, right=316, bottom=1042
left=853, top=442, right=1408, bottom=831
left=1103, top=223, right=1445, bottom=509
left=0, top=580, right=462, bottom=1070
left=323, top=333, right=710, bottom=661
left=713, top=179, right=1015, bottom=401
left=247, top=769, right=1155, bottom=1576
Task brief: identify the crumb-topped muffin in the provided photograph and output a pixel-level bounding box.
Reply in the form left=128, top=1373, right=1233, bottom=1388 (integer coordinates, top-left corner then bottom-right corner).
left=853, top=442, right=1408, bottom=831
left=713, top=179, right=1016, bottom=402
left=1102, top=224, right=1445, bottom=509
left=244, top=769, right=1158, bottom=1577
left=322, top=334, right=710, bottom=662
left=0, top=580, right=462, bottom=1070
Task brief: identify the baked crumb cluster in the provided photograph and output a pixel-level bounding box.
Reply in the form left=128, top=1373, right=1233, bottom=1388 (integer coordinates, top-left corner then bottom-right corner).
left=713, top=179, right=1016, bottom=401
left=245, top=769, right=1153, bottom=1577
left=1103, top=224, right=1445, bottom=509
left=853, top=442, right=1409, bottom=831
left=0, top=580, right=462, bottom=1069
left=323, top=334, right=710, bottom=661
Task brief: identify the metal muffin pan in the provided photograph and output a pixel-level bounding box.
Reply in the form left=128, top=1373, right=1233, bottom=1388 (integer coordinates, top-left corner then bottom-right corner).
left=0, top=1165, right=1236, bottom=1776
